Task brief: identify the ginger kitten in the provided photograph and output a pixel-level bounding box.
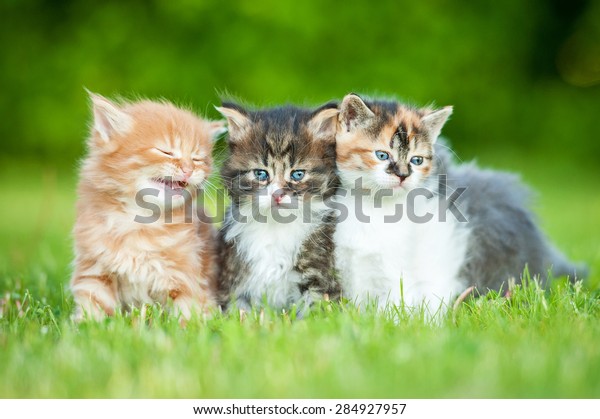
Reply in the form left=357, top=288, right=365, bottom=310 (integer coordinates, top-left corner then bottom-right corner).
left=216, top=102, right=341, bottom=313
left=334, top=94, right=586, bottom=314
left=71, top=92, right=224, bottom=321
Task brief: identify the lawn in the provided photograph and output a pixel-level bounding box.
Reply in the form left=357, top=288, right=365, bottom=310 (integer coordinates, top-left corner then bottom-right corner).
left=1, top=152, right=599, bottom=398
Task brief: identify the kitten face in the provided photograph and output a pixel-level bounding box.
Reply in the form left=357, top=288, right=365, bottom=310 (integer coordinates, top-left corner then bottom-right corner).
left=86, top=93, right=224, bottom=209
left=336, top=94, right=452, bottom=194
left=218, top=103, right=339, bottom=215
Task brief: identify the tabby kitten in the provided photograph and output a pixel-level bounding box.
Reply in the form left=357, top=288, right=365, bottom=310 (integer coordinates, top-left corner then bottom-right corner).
left=334, top=93, right=585, bottom=313
left=216, top=102, right=341, bottom=312
left=71, top=92, right=224, bottom=321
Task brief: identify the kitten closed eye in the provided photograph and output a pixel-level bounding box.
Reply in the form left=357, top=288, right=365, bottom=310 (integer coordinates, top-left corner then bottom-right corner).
left=71, top=92, right=225, bottom=324
left=154, top=147, right=174, bottom=157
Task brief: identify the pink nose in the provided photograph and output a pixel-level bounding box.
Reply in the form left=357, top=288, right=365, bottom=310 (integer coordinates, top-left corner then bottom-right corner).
left=272, top=190, right=286, bottom=205
left=182, top=169, right=193, bottom=180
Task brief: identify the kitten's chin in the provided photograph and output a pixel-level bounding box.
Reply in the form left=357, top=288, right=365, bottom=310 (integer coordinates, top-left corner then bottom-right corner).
left=375, top=175, right=427, bottom=197
left=258, top=200, right=303, bottom=216
left=151, top=177, right=190, bottom=193
left=380, top=182, right=425, bottom=197
left=384, top=183, right=409, bottom=193
left=135, top=190, right=188, bottom=210
left=134, top=179, right=195, bottom=209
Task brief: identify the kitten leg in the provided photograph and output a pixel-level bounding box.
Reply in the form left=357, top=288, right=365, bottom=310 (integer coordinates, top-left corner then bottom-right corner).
left=168, top=282, right=215, bottom=323
left=71, top=273, right=118, bottom=322
left=296, top=264, right=341, bottom=318
left=217, top=234, right=246, bottom=311
left=295, top=217, right=340, bottom=318
left=295, top=287, right=323, bottom=319
left=168, top=231, right=219, bottom=324
left=229, top=293, right=252, bottom=314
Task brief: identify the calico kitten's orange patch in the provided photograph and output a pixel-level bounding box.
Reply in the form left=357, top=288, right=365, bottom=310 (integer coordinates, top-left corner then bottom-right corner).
left=335, top=95, right=448, bottom=191
left=334, top=93, right=586, bottom=315
left=336, top=143, right=379, bottom=169
left=70, top=92, right=224, bottom=322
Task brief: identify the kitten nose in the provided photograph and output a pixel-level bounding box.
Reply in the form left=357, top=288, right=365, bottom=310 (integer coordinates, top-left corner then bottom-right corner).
left=182, top=168, right=194, bottom=180
left=272, top=189, right=286, bottom=205
left=391, top=164, right=409, bottom=183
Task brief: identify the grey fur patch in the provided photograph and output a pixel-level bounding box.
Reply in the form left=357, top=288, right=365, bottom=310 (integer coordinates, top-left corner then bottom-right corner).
left=440, top=151, right=588, bottom=291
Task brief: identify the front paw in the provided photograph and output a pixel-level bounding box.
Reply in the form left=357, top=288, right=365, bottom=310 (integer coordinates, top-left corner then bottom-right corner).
left=71, top=302, right=108, bottom=323
left=295, top=292, right=318, bottom=319
left=227, top=295, right=253, bottom=316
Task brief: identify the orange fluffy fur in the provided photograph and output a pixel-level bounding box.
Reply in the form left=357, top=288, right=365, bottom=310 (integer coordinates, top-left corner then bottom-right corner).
left=70, top=92, right=224, bottom=322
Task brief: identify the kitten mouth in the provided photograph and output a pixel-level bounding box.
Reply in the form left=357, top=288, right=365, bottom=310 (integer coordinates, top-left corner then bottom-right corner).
left=152, top=177, right=189, bottom=191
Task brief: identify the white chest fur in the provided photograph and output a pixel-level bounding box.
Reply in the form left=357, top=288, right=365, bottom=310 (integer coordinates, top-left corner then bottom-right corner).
left=226, top=216, right=317, bottom=308
left=335, top=192, right=470, bottom=312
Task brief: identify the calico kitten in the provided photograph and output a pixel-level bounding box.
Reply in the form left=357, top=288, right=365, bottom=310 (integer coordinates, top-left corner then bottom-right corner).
left=71, top=92, right=224, bottom=321
left=216, top=102, right=341, bottom=312
left=334, top=93, right=586, bottom=313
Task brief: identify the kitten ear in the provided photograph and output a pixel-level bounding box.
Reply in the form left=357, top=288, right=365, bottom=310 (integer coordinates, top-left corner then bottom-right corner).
left=207, top=120, right=227, bottom=141
left=214, top=103, right=251, bottom=140
left=421, top=106, right=453, bottom=143
left=86, top=90, right=133, bottom=142
left=339, top=93, right=375, bottom=132
left=308, top=105, right=339, bottom=140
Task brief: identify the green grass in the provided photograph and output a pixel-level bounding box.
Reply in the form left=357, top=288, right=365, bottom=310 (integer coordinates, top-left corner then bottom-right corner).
left=1, top=155, right=599, bottom=398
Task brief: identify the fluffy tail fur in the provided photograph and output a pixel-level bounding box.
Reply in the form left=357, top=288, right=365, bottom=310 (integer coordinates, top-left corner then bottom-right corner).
left=547, top=245, right=589, bottom=282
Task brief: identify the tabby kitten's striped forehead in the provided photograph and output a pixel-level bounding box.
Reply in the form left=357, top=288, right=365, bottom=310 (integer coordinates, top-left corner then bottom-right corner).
left=217, top=103, right=340, bottom=206
left=336, top=94, right=452, bottom=191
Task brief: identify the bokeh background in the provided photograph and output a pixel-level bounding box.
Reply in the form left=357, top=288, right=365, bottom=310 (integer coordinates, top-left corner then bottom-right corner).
left=1, top=0, right=599, bottom=284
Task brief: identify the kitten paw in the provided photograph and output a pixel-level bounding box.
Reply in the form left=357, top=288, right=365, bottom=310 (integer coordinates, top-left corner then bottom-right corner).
left=71, top=303, right=108, bottom=323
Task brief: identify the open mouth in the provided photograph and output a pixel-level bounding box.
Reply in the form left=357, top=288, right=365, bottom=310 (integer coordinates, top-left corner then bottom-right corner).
left=152, top=177, right=189, bottom=191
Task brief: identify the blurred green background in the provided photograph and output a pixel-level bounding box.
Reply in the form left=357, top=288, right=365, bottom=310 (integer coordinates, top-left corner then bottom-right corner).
left=0, top=0, right=599, bottom=279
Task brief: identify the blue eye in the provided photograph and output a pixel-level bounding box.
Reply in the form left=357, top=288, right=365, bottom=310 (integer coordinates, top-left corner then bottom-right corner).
left=410, top=156, right=424, bottom=166
left=375, top=151, right=390, bottom=161
left=254, top=169, right=269, bottom=181
left=290, top=170, right=305, bottom=181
